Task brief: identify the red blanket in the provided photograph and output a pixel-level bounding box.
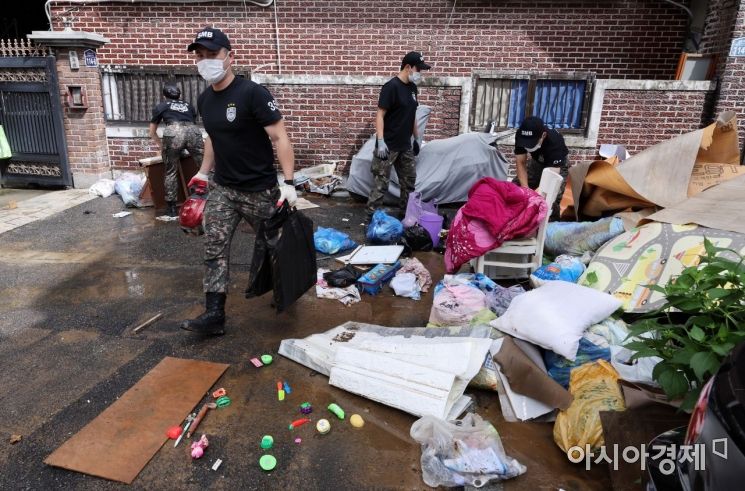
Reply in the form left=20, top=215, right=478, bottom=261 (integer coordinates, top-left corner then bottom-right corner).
left=445, top=178, right=547, bottom=273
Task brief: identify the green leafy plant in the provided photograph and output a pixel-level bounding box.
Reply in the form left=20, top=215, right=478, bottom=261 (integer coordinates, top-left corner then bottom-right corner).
left=625, top=238, right=745, bottom=411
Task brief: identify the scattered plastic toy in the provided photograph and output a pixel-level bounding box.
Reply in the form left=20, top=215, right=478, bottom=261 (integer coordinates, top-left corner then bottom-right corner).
left=283, top=381, right=292, bottom=394
left=260, top=435, right=274, bottom=449
left=277, top=381, right=285, bottom=401
left=216, top=396, right=231, bottom=408
left=350, top=414, right=365, bottom=428
left=327, top=403, right=345, bottom=420
left=212, top=388, right=227, bottom=399
left=316, top=419, right=331, bottom=434
left=261, top=354, right=273, bottom=365
left=289, top=418, right=311, bottom=430
left=294, top=437, right=302, bottom=444
left=250, top=357, right=263, bottom=368
left=300, top=402, right=312, bottom=414
left=259, top=454, right=277, bottom=471
left=166, top=426, right=182, bottom=439
left=191, top=434, right=209, bottom=459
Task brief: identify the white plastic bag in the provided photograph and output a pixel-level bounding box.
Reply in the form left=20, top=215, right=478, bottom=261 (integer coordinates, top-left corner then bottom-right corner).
left=390, top=272, right=421, bottom=300
left=410, top=413, right=526, bottom=488
left=88, top=178, right=116, bottom=197
left=114, top=172, right=146, bottom=207
left=610, top=345, right=660, bottom=386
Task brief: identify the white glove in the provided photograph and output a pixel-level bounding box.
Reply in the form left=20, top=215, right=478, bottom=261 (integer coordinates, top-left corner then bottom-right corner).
left=277, top=183, right=297, bottom=207
left=375, top=138, right=389, bottom=160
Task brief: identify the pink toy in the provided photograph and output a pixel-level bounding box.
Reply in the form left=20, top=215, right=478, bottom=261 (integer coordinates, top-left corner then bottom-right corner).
left=190, top=434, right=209, bottom=459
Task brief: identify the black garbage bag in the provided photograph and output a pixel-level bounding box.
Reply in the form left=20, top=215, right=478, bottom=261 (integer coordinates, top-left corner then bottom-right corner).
left=401, top=224, right=433, bottom=251
left=323, top=264, right=364, bottom=288
left=245, top=204, right=316, bottom=313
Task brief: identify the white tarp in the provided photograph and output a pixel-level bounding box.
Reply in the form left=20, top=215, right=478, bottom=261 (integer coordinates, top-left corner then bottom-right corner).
left=279, top=322, right=494, bottom=420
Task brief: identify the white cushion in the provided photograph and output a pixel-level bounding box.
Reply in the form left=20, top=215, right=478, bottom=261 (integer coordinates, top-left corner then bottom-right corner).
left=490, top=281, right=622, bottom=361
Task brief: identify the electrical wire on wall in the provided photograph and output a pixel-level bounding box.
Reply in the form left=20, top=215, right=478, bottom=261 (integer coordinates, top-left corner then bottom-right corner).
left=44, top=0, right=275, bottom=30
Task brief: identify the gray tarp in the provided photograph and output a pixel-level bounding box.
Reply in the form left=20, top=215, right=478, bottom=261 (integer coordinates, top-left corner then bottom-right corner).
left=346, top=123, right=509, bottom=204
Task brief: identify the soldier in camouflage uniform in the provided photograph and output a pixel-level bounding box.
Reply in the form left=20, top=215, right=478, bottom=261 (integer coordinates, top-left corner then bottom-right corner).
left=367, top=51, right=431, bottom=217
left=181, top=27, right=296, bottom=336
left=149, top=84, right=204, bottom=217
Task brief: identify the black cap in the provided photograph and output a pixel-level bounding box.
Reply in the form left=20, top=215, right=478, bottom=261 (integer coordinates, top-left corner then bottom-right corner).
left=188, top=27, right=231, bottom=52
left=401, top=51, right=431, bottom=70
left=515, top=116, right=546, bottom=149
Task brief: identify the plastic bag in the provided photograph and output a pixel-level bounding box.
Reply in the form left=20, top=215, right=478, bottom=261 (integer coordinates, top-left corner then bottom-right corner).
left=313, top=227, right=357, bottom=255
left=402, top=191, right=438, bottom=228
left=410, top=413, right=526, bottom=488
left=89, top=179, right=116, bottom=198
left=390, top=272, right=421, bottom=300
left=553, top=360, right=625, bottom=453
left=484, top=284, right=525, bottom=316
left=610, top=345, right=660, bottom=386
left=114, top=172, right=146, bottom=207
left=544, top=335, right=611, bottom=388
left=244, top=205, right=317, bottom=312
left=401, top=225, right=433, bottom=251
left=530, top=254, right=586, bottom=287
left=366, top=210, right=404, bottom=245
left=323, top=265, right=363, bottom=288
left=429, top=283, right=487, bottom=326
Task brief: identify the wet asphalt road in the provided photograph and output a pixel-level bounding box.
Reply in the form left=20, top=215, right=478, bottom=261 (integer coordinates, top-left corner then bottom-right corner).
left=0, top=193, right=609, bottom=490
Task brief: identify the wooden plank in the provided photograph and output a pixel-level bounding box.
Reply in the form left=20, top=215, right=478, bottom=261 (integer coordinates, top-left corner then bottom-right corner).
left=44, top=357, right=229, bottom=484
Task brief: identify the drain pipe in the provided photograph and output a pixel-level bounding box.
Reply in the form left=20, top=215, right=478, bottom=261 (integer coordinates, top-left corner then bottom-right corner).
left=661, top=0, right=708, bottom=52
left=45, top=0, right=274, bottom=29
left=273, top=0, right=282, bottom=75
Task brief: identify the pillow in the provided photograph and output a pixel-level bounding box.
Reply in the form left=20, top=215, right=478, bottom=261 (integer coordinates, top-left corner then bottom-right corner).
left=490, top=281, right=622, bottom=361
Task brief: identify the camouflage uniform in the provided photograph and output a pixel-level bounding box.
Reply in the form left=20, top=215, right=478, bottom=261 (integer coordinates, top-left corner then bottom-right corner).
left=161, top=122, right=204, bottom=202
left=203, top=182, right=280, bottom=293
left=513, top=158, right=569, bottom=221
left=367, top=149, right=417, bottom=214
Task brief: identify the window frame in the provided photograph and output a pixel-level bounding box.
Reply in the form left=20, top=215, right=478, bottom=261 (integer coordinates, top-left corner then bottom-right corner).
left=469, top=70, right=595, bottom=135
left=99, top=64, right=250, bottom=124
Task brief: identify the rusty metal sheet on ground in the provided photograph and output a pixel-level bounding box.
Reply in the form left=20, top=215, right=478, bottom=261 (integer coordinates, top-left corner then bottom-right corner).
left=44, top=357, right=229, bottom=484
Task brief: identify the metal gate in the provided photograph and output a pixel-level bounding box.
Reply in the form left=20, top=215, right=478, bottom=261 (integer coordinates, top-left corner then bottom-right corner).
left=0, top=44, right=71, bottom=187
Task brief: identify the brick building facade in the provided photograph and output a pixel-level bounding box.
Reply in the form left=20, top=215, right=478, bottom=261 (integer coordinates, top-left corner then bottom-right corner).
left=37, top=0, right=745, bottom=185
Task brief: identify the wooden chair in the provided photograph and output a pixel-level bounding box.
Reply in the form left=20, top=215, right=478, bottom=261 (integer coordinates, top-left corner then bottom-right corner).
left=472, top=167, right=564, bottom=279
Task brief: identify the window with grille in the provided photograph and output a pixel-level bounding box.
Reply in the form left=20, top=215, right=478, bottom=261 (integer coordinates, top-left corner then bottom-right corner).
left=470, top=72, right=595, bottom=134
left=100, top=66, right=251, bottom=124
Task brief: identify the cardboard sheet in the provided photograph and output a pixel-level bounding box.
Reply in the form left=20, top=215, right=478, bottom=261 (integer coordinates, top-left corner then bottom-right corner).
left=493, top=336, right=572, bottom=411
left=45, top=357, right=229, bottom=484
left=645, top=173, right=745, bottom=235
left=571, top=111, right=745, bottom=218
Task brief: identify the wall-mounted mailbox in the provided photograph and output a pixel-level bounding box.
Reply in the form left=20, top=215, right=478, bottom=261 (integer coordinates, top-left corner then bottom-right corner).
left=66, top=85, right=88, bottom=109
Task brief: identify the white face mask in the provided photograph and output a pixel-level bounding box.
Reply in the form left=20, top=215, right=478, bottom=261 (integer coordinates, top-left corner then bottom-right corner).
left=525, top=142, right=542, bottom=152
left=197, top=53, right=229, bottom=84
left=410, top=70, right=422, bottom=85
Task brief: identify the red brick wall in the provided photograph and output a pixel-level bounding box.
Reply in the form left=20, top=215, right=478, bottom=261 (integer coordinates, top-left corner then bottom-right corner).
left=108, top=137, right=158, bottom=170
left=52, top=0, right=704, bottom=173
left=596, top=89, right=711, bottom=154
left=497, top=89, right=711, bottom=175
left=55, top=48, right=110, bottom=175
left=53, top=0, right=688, bottom=79
left=712, top=1, right=745, bottom=152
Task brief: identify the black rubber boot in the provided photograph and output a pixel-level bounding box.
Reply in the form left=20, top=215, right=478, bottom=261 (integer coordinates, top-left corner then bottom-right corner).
left=166, top=201, right=179, bottom=218
left=180, top=292, right=226, bottom=335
